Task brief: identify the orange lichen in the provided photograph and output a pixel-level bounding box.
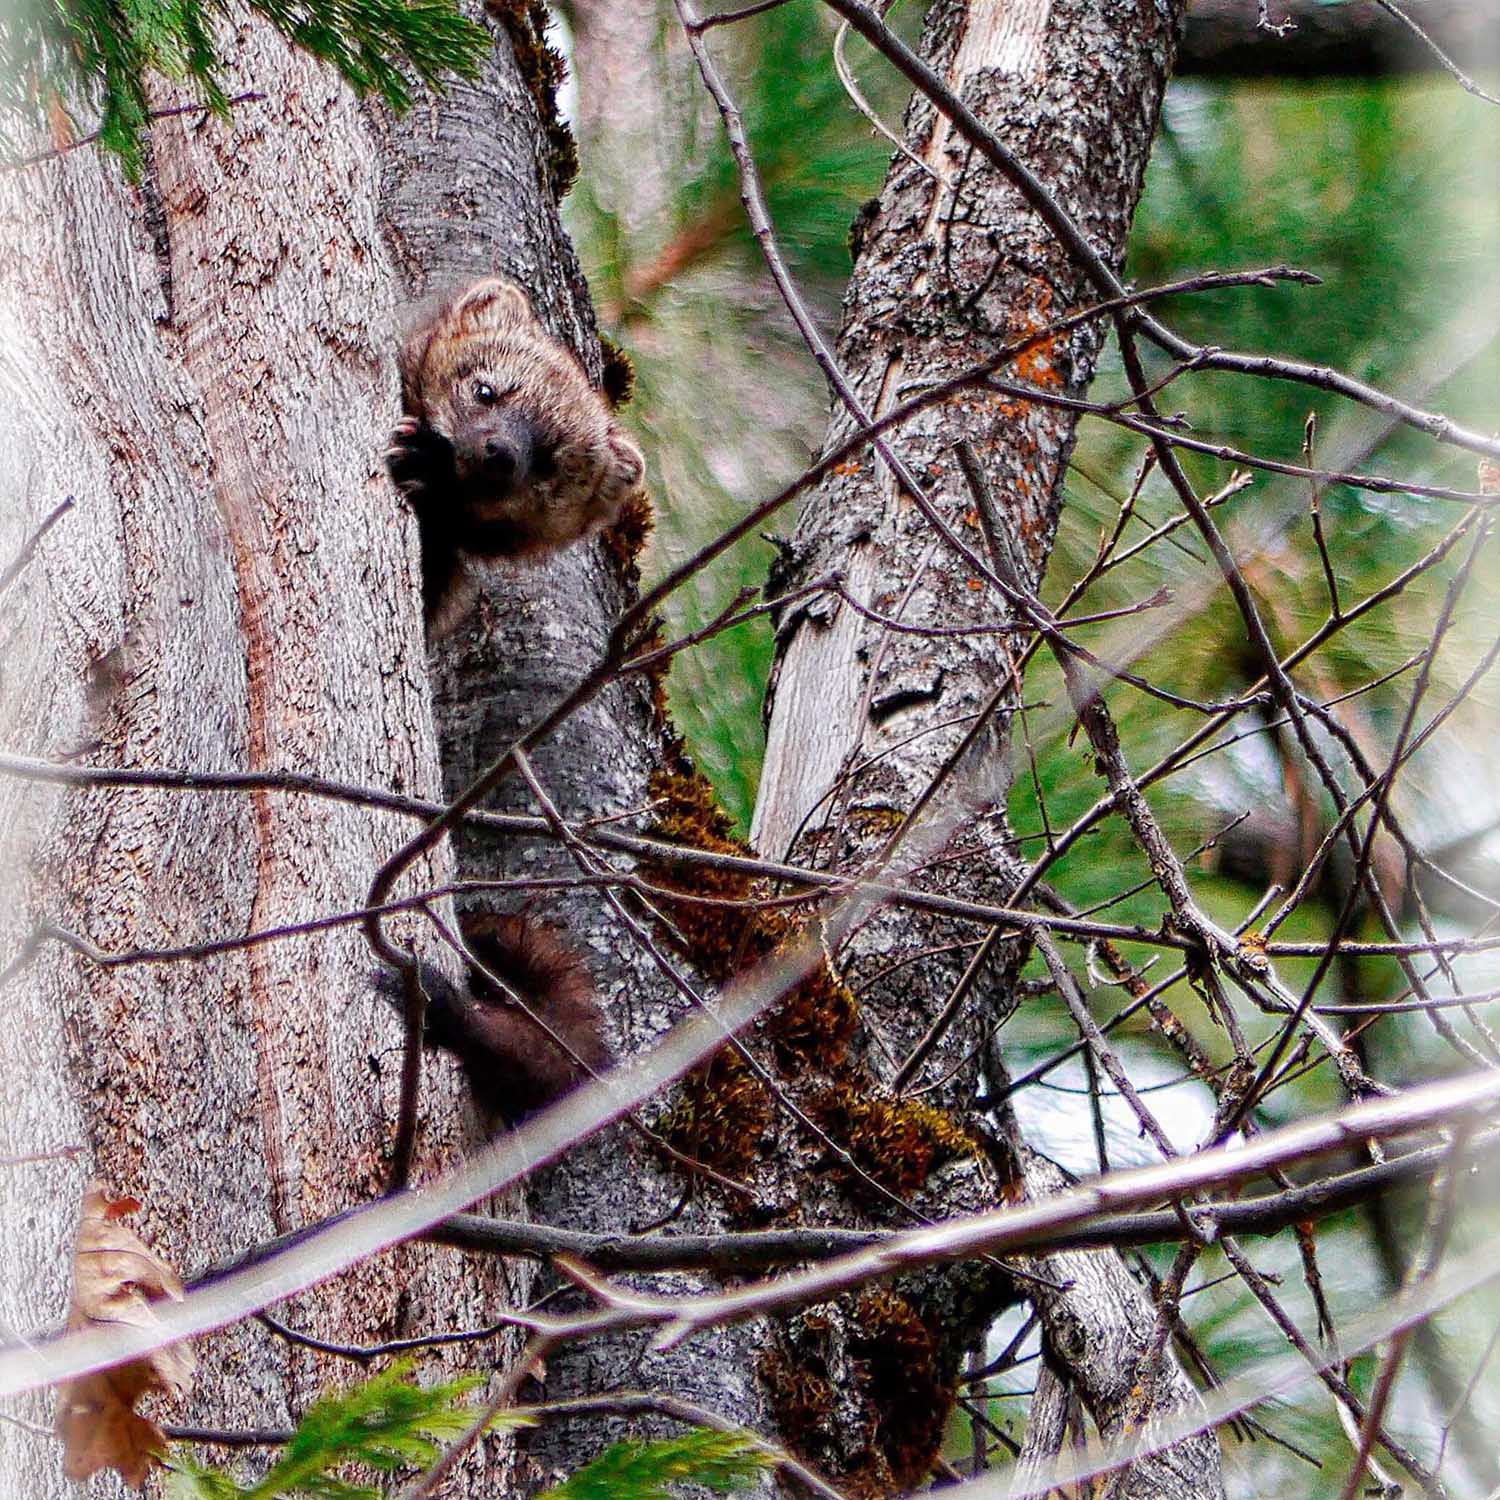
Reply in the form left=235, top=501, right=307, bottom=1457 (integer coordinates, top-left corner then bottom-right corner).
left=1013, top=335, right=1061, bottom=389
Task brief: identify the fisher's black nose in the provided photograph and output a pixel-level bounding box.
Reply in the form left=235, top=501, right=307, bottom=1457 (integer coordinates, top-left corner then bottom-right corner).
left=484, top=438, right=521, bottom=484
left=481, top=413, right=536, bottom=489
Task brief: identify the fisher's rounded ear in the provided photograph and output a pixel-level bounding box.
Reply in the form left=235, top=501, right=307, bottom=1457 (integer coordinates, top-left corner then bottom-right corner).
left=605, top=428, right=646, bottom=491
left=451, top=277, right=538, bottom=331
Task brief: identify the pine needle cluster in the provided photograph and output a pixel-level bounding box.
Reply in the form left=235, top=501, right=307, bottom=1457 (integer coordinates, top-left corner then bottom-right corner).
left=166, top=1361, right=517, bottom=1499
left=163, top=1361, right=773, bottom=1500
left=0, top=0, right=491, bottom=176
left=538, top=1428, right=775, bottom=1500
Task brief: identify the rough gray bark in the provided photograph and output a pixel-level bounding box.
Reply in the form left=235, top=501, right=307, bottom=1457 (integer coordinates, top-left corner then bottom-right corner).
left=1179, top=0, right=1495, bottom=79
left=0, top=22, right=511, bottom=1500
left=365, top=7, right=772, bottom=1489
left=751, top=0, right=1225, bottom=1493
left=1009, top=1356, right=1072, bottom=1497
left=1013, top=1151, right=1223, bottom=1498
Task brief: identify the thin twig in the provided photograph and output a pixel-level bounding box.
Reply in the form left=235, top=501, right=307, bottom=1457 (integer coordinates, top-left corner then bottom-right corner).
left=0, top=92, right=267, bottom=174
left=0, top=497, right=74, bottom=596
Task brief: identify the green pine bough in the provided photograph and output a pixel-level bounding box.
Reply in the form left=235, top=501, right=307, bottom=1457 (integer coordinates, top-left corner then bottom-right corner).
left=541, top=1429, right=775, bottom=1500
left=165, top=1360, right=772, bottom=1500
left=0, top=0, right=492, bottom=176
left=166, top=1361, right=514, bottom=1499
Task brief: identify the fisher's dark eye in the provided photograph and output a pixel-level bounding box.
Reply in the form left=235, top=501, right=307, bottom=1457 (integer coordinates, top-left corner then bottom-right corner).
left=473, top=381, right=498, bottom=406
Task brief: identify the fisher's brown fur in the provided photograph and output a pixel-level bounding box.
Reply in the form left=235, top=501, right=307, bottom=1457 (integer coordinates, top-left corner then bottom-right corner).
left=424, top=912, right=611, bottom=1124
left=386, top=277, right=645, bottom=635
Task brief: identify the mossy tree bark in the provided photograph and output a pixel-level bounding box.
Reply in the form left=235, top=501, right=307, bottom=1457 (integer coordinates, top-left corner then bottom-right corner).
left=750, top=1, right=1226, bottom=1493
left=365, top=4, right=774, bottom=1490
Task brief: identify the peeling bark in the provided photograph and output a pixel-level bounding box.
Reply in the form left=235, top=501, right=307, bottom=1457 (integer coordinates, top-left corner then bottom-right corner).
left=751, top=0, right=1225, bottom=1493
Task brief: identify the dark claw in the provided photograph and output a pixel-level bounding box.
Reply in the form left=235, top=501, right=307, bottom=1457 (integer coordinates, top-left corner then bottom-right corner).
left=385, top=421, right=458, bottom=508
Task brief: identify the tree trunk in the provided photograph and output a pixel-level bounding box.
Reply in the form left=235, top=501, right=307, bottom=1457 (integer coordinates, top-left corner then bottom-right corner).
left=0, top=20, right=513, bottom=1498
left=752, top=0, right=1225, bottom=1493
left=365, top=6, right=773, bottom=1488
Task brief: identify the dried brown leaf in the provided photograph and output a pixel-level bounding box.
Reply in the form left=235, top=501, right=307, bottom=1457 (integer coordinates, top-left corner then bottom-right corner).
left=54, top=1181, right=195, bottom=1490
